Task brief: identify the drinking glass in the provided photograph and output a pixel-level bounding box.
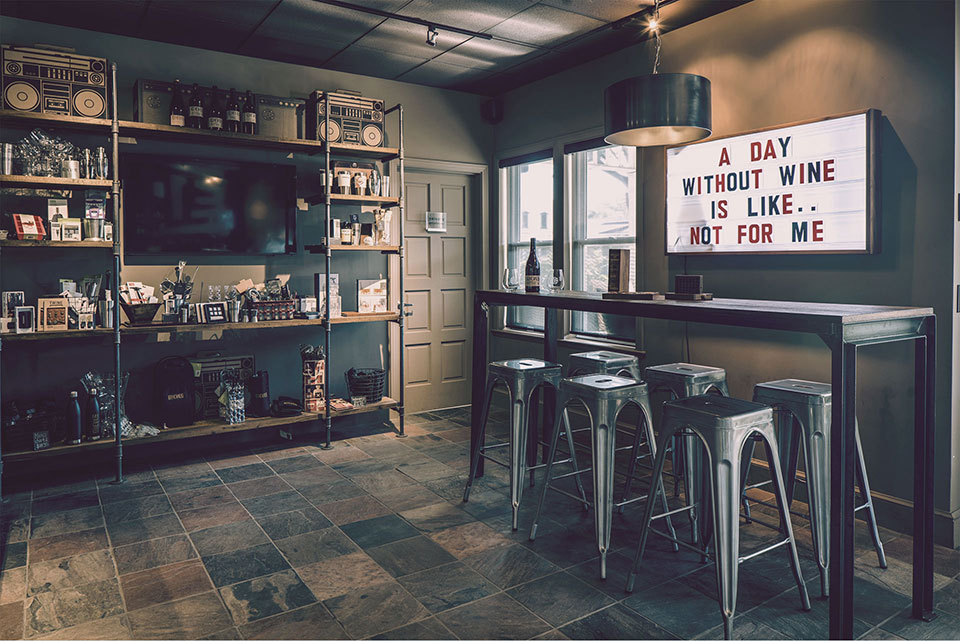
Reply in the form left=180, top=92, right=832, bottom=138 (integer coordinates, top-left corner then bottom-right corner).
left=548, top=269, right=565, bottom=291
left=501, top=268, right=520, bottom=291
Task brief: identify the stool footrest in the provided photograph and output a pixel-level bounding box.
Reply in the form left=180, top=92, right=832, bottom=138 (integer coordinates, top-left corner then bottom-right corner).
left=739, top=538, right=790, bottom=563
left=548, top=485, right=592, bottom=506
left=652, top=503, right=696, bottom=520
left=549, top=466, right=589, bottom=481
left=615, top=493, right=652, bottom=508
left=649, top=526, right=712, bottom=561
left=478, top=453, right=510, bottom=469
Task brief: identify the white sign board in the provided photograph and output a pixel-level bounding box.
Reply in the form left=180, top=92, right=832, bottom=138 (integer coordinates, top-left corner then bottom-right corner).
left=666, top=111, right=878, bottom=255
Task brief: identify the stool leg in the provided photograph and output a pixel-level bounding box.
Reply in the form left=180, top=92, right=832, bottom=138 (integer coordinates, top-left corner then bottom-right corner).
left=781, top=412, right=803, bottom=510
left=592, top=412, right=617, bottom=579
left=855, top=424, right=887, bottom=569
left=759, top=429, right=811, bottom=613
left=464, top=377, right=496, bottom=503
left=529, top=405, right=567, bottom=541
left=562, top=409, right=589, bottom=510
left=619, top=412, right=646, bottom=515
left=510, top=387, right=530, bottom=531
left=705, top=437, right=740, bottom=640
left=739, top=438, right=756, bottom=523
left=802, top=407, right=831, bottom=598
left=626, top=426, right=675, bottom=593
left=640, top=401, right=679, bottom=552
left=527, top=387, right=540, bottom=488
left=683, top=430, right=701, bottom=548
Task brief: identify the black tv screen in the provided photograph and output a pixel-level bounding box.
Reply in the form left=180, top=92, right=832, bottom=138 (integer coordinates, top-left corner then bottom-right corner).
left=122, top=156, right=296, bottom=254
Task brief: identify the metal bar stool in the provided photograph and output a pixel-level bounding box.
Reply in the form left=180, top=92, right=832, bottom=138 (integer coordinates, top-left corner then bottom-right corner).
left=464, top=359, right=586, bottom=531
left=743, top=379, right=887, bottom=596
left=641, top=363, right=730, bottom=538
left=529, top=374, right=678, bottom=579
left=626, top=395, right=810, bottom=640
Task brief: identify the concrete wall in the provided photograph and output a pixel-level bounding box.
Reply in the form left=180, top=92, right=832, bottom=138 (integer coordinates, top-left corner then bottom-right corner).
left=0, top=18, right=490, bottom=426
left=490, top=0, right=958, bottom=544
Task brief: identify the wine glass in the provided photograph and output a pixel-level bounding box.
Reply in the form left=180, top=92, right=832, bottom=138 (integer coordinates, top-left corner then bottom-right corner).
left=501, top=268, right=520, bottom=291
left=549, top=269, right=565, bottom=292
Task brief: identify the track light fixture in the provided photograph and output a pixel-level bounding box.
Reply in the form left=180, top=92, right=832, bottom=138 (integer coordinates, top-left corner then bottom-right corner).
left=426, top=25, right=438, bottom=47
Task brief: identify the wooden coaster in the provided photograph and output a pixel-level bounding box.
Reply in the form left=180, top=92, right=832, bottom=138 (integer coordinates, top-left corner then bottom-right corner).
left=665, top=292, right=714, bottom=301
left=602, top=291, right=665, bottom=300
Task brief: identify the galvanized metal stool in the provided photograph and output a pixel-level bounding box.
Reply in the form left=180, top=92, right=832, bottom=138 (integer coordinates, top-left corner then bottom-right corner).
left=463, top=359, right=586, bottom=531
left=626, top=395, right=811, bottom=640
left=529, top=374, right=678, bottom=579
left=744, top=379, right=887, bottom=597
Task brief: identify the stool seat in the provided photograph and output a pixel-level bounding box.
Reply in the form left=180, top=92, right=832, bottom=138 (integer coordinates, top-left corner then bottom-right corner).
left=646, top=362, right=727, bottom=383
left=490, top=359, right=561, bottom=374
left=754, top=379, right=830, bottom=404
left=665, top=396, right=771, bottom=429
left=564, top=374, right=644, bottom=395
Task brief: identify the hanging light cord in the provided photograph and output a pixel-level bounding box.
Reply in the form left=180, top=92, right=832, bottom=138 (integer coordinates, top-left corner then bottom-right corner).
left=652, top=0, right=662, bottom=74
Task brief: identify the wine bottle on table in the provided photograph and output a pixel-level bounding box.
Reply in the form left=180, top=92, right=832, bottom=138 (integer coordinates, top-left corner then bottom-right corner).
left=169, top=79, right=185, bottom=127
left=187, top=83, right=204, bottom=129
left=242, top=90, right=257, bottom=135
left=207, top=86, right=223, bottom=131
left=525, top=237, right=540, bottom=293
left=225, top=88, right=240, bottom=133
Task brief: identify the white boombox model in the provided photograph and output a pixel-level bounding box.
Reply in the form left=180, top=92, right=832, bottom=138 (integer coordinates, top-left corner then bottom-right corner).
left=307, top=90, right=384, bottom=147
left=2, top=45, right=108, bottom=118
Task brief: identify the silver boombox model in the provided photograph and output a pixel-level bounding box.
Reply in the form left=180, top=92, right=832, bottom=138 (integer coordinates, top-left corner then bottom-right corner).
left=307, top=90, right=384, bottom=147
left=2, top=45, right=108, bottom=118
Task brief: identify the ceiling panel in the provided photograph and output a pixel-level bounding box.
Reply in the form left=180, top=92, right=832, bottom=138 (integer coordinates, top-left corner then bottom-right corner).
left=396, top=59, right=492, bottom=87
left=351, top=18, right=468, bottom=59
left=324, top=45, right=428, bottom=79
left=433, top=37, right=543, bottom=70
left=254, top=0, right=383, bottom=46
left=138, top=16, right=250, bottom=51
left=397, top=0, right=531, bottom=32
left=484, top=4, right=604, bottom=47
left=238, top=34, right=344, bottom=67
left=1, top=0, right=146, bottom=37
left=538, top=0, right=653, bottom=22
left=143, top=0, right=274, bottom=29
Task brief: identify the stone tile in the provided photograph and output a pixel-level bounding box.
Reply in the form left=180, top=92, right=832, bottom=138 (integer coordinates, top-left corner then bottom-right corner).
left=402, top=434, right=451, bottom=452
left=559, top=603, right=679, bottom=640
left=463, top=543, right=559, bottom=589
left=168, top=485, right=237, bottom=512
left=858, top=554, right=954, bottom=601
left=178, top=503, right=249, bottom=533
left=30, top=507, right=103, bottom=540
left=857, top=629, right=906, bottom=641
left=199, top=626, right=242, bottom=640
left=23, top=578, right=124, bottom=637
left=31, top=490, right=99, bottom=516
left=400, top=561, right=499, bottom=614
left=219, top=569, right=316, bottom=625
left=274, top=528, right=359, bottom=567
left=98, top=480, right=164, bottom=505
left=509, top=571, right=616, bottom=628
left=1, top=500, right=31, bottom=522
left=692, top=615, right=789, bottom=640
left=351, top=438, right=412, bottom=459
left=114, top=534, right=197, bottom=575
left=240, top=491, right=312, bottom=517
left=27, top=549, right=116, bottom=595
left=371, top=616, right=455, bottom=640
left=266, top=455, right=323, bottom=474
left=153, top=460, right=211, bottom=479
left=351, top=470, right=418, bottom=494
left=239, top=602, right=347, bottom=639
left=1, top=517, right=30, bottom=545
left=254, top=445, right=309, bottom=462
left=102, top=495, right=173, bottom=526
left=215, top=463, right=275, bottom=484
left=28, top=527, right=109, bottom=563
left=1, top=541, right=27, bottom=571
left=33, top=613, right=131, bottom=640
left=438, top=427, right=473, bottom=443
left=520, top=520, right=602, bottom=569
left=373, top=485, right=447, bottom=512
left=623, top=578, right=727, bottom=639
left=32, top=479, right=97, bottom=500
left=395, top=459, right=460, bottom=483
left=296, top=552, right=393, bottom=601
left=120, top=558, right=213, bottom=611
left=878, top=537, right=960, bottom=581
left=256, top=508, right=332, bottom=540
left=400, top=502, right=476, bottom=533
left=127, top=591, right=232, bottom=640
left=0, top=568, right=26, bottom=605
left=311, top=444, right=371, bottom=465
left=748, top=582, right=871, bottom=640
left=332, top=458, right=398, bottom=478
left=0, top=601, right=23, bottom=640
left=324, top=581, right=429, bottom=638
left=207, top=451, right=262, bottom=470
left=318, top=496, right=391, bottom=526
left=298, top=480, right=367, bottom=505
left=341, top=514, right=420, bottom=549
left=460, top=486, right=512, bottom=520
left=367, top=536, right=457, bottom=578
left=421, top=443, right=470, bottom=467
left=158, top=472, right=222, bottom=495
left=202, top=543, right=290, bottom=588
left=278, top=466, right=342, bottom=491
left=881, top=607, right=960, bottom=641
left=226, top=476, right=291, bottom=500
left=106, top=512, right=184, bottom=547
left=933, top=578, right=959, bottom=615
left=437, top=593, right=552, bottom=640
left=190, top=520, right=269, bottom=556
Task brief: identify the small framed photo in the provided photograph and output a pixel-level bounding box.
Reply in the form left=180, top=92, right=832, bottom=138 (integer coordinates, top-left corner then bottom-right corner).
left=50, top=222, right=62, bottom=241
left=60, top=219, right=82, bottom=242
left=2, top=291, right=25, bottom=316
left=200, top=302, right=227, bottom=323
left=15, top=306, right=35, bottom=334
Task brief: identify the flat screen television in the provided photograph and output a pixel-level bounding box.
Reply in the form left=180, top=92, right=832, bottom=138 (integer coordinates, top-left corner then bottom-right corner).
left=122, top=155, right=296, bottom=254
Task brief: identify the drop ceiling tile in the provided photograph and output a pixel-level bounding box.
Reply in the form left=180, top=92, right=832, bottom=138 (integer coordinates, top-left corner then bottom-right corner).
left=325, top=45, right=428, bottom=79
left=434, top=36, right=543, bottom=70
left=397, top=0, right=531, bottom=32
left=138, top=16, right=250, bottom=51
left=2, top=0, right=145, bottom=35
left=255, top=0, right=383, bottom=46
left=239, top=34, right=344, bottom=67
left=352, top=18, right=468, bottom=59
left=539, top=0, right=653, bottom=22
left=144, top=0, right=274, bottom=28
left=396, top=59, right=492, bottom=86
left=484, top=4, right=605, bottom=47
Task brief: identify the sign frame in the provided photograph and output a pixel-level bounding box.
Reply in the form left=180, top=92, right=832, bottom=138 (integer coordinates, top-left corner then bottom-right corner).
left=663, top=108, right=880, bottom=256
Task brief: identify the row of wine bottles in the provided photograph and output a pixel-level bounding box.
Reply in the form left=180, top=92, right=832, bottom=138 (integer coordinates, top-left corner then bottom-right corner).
left=169, top=79, right=257, bottom=134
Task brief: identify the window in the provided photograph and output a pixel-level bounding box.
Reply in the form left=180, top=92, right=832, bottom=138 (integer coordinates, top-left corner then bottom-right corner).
left=502, top=156, right=553, bottom=330
left=568, top=145, right=636, bottom=339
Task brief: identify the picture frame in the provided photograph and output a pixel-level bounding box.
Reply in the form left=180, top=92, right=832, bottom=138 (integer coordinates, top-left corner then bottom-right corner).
left=60, top=218, right=82, bottom=242
left=15, top=306, right=35, bottom=334
left=2, top=291, right=25, bottom=317
left=50, top=221, right=62, bottom=241
left=199, top=301, right=227, bottom=323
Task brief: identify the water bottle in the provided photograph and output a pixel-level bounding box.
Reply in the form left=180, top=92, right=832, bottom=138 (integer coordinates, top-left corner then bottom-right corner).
left=86, top=388, right=101, bottom=441
left=67, top=391, right=82, bottom=445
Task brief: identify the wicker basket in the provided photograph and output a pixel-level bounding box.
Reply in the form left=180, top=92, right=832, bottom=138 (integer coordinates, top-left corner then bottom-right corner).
left=345, top=367, right=385, bottom=404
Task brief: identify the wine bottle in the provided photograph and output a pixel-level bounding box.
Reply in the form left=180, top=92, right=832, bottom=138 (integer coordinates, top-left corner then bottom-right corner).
left=169, top=79, right=186, bottom=127
left=86, top=388, right=101, bottom=441
left=187, top=83, right=204, bottom=129
left=225, top=88, right=240, bottom=133
left=525, top=237, right=540, bottom=293
left=67, top=391, right=82, bottom=445
left=242, top=90, right=257, bottom=135
left=207, top=86, right=223, bottom=131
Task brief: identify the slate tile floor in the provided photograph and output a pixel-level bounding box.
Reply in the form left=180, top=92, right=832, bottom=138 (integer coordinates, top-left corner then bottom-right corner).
left=0, top=405, right=957, bottom=640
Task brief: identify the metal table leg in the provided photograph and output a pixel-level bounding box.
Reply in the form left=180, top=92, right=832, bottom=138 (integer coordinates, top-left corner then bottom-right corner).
left=542, top=308, right=559, bottom=465
left=471, top=298, right=489, bottom=478
left=913, top=317, right=936, bottom=621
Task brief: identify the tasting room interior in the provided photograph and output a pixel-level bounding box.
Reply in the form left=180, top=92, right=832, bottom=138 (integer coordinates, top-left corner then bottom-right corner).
left=0, top=1, right=957, bottom=640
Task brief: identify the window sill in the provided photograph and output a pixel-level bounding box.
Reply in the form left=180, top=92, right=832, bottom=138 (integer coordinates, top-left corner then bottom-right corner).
left=490, top=328, right=645, bottom=360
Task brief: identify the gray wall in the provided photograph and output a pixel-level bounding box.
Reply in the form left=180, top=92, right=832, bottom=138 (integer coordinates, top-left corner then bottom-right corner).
left=0, top=18, right=490, bottom=424
left=490, top=0, right=958, bottom=544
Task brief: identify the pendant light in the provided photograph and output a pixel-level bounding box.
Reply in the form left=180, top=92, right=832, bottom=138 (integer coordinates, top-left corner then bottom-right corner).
left=603, top=0, right=711, bottom=147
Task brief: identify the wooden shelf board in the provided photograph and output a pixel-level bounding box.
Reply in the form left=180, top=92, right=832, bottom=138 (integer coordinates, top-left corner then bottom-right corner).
left=0, top=239, right=113, bottom=248
left=307, top=193, right=401, bottom=207
left=326, top=396, right=398, bottom=417
left=2, top=328, right=114, bottom=342
left=325, top=142, right=400, bottom=161
left=122, top=318, right=325, bottom=335
left=0, top=110, right=111, bottom=132
left=1, top=175, right=112, bottom=189
left=306, top=244, right=400, bottom=254
left=331, top=312, right=398, bottom=324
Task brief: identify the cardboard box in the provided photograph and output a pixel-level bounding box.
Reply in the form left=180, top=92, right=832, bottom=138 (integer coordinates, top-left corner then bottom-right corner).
left=13, top=214, right=45, bottom=240
left=607, top=249, right=631, bottom=293
left=38, top=297, right=68, bottom=332
left=357, top=278, right=387, bottom=314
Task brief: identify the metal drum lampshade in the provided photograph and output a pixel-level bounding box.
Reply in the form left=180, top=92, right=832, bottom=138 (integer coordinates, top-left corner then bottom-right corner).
left=604, top=73, right=712, bottom=147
